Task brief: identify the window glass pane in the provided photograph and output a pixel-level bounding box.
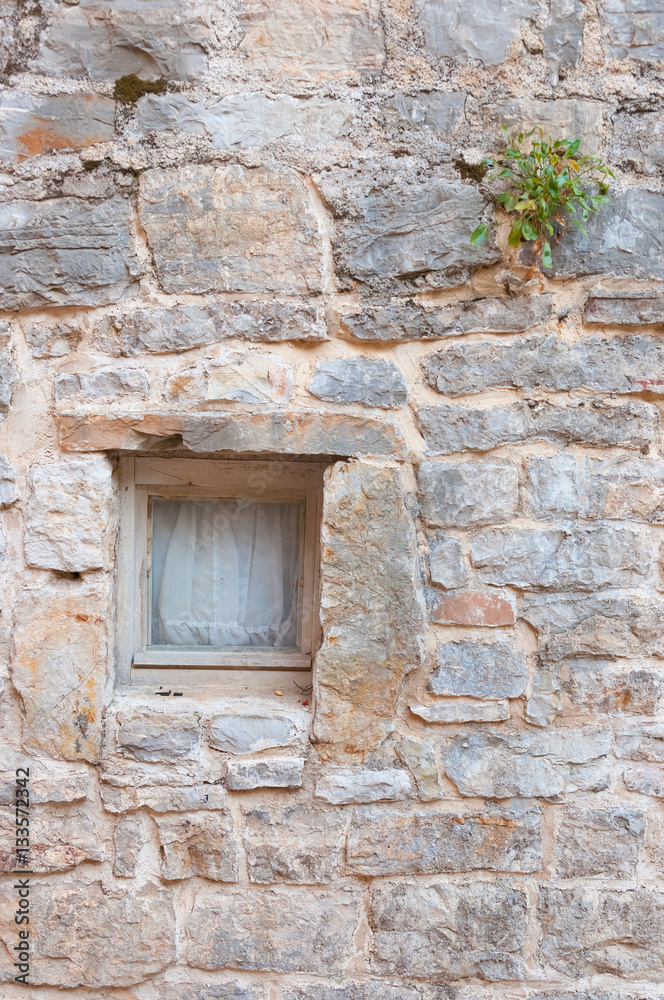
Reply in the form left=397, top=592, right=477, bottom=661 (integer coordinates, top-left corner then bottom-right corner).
left=150, top=498, right=303, bottom=649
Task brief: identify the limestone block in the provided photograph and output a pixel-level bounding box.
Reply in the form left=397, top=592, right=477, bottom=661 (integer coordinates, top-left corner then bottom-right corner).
left=0, top=878, right=176, bottom=987
left=116, top=710, right=201, bottom=762
left=315, top=768, right=413, bottom=805
left=585, top=293, right=664, bottom=324
left=616, top=723, right=664, bottom=762
left=12, top=582, right=108, bottom=762
left=347, top=803, right=542, bottom=875
left=209, top=707, right=307, bottom=754
left=395, top=737, right=443, bottom=801
left=470, top=526, right=650, bottom=591
left=525, top=454, right=580, bottom=519
left=23, top=319, right=83, bottom=358
left=417, top=462, right=518, bottom=527
left=206, top=353, right=294, bottom=404
left=226, top=758, right=304, bottom=790
left=54, top=368, right=149, bottom=404
left=526, top=667, right=562, bottom=728
left=425, top=334, right=664, bottom=396
left=308, top=358, right=408, bottom=408
left=544, top=0, right=584, bottom=71
left=281, top=984, right=438, bottom=1000
left=238, top=0, right=384, bottom=80
left=24, top=457, right=115, bottom=573
left=416, top=400, right=659, bottom=454
left=428, top=533, right=468, bottom=589
left=492, top=99, right=603, bottom=153
left=155, top=810, right=239, bottom=881
left=564, top=660, right=664, bottom=716
left=134, top=92, right=353, bottom=148
left=0, top=801, right=104, bottom=873
left=605, top=0, right=664, bottom=60
left=554, top=805, right=645, bottom=877
left=390, top=90, right=466, bottom=132
left=318, top=171, right=500, bottom=292
left=442, top=726, right=612, bottom=798
left=429, top=641, right=528, bottom=699
left=187, top=886, right=361, bottom=973
left=36, top=0, right=212, bottom=80
left=431, top=591, right=515, bottom=626
left=242, top=803, right=345, bottom=883
left=0, top=756, right=93, bottom=805
left=102, top=782, right=227, bottom=813
left=338, top=294, right=552, bottom=341
left=113, top=813, right=146, bottom=877
left=581, top=457, right=664, bottom=521
left=58, top=410, right=406, bottom=459
left=0, top=346, right=17, bottom=420
left=410, top=701, right=510, bottom=723
left=139, top=164, right=324, bottom=295
left=624, top=764, right=664, bottom=797
left=313, top=463, right=426, bottom=761
left=0, top=454, right=17, bottom=508
left=415, top=0, right=530, bottom=63
left=538, top=886, right=664, bottom=980
left=0, top=194, right=141, bottom=309
left=521, top=593, right=664, bottom=661
left=144, top=982, right=268, bottom=1000
left=370, top=882, right=528, bottom=980
left=0, top=91, right=115, bottom=164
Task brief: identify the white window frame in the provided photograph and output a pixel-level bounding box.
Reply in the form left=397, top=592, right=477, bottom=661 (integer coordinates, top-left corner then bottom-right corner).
left=117, top=457, right=322, bottom=684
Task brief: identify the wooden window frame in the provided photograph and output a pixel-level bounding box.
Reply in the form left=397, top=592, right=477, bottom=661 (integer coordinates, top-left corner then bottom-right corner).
left=117, top=457, right=322, bottom=685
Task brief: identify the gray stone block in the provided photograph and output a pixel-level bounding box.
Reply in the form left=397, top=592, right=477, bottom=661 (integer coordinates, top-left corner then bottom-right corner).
left=428, top=533, right=468, bottom=589
left=425, top=334, right=664, bottom=396
left=580, top=457, right=664, bottom=521
left=470, top=526, right=650, bottom=591
left=280, top=984, right=436, bottom=1000
left=616, top=723, right=664, bottom=763
left=0, top=453, right=17, bottom=508
left=209, top=709, right=306, bottom=755
left=604, top=0, right=664, bottom=60
left=23, top=320, right=83, bottom=358
left=416, top=400, right=658, bottom=454
left=0, top=91, right=115, bottom=164
left=0, top=346, right=17, bottom=421
left=544, top=0, right=584, bottom=73
left=490, top=99, right=605, bottom=155
left=428, top=641, right=528, bottom=699
left=0, top=195, right=141, bottom=309
left=554, top=805, right=645, bottom=877
left=308, top=358, right=408, bottom=408
left=186, top=886, right=361, bottom=973
left=226, top=758, right=304, bottom=790
left=369, top=882, right=528, bottom=979
left=410, top=701, right=510, bottom=723
left=155, top=811, right=239, bottom=881
left=415, top=0, right=531, bottom=63
left=116, top=711, right=201, bottom=762
left=54, top=368, right=149, bottom=404
left=113, top=814, right=146, bottom=878
left=242, top=803, right=345, bottom=883
left=526, top=666, right=562, bottom=728
left=315, top=768, right=413, bottom=805
left=417, top=462, right=518, bottom=527
left=525, top=454, right=581, bottom=518
left=584, top=293, right=664, bottom=325
left=624, top=763, right=664, bottom=797
left=346, top=803, right=542, bottom=876
left=151, top=982, right=267, bottom=1000
left=101, top=783, right=227, bottom=813
left=538, top=885, right=664, bottom=980
left=390, top=90, right=466, bottom=132
left=139, top=164, right=324, bottom=295
left=564, top=660, right=664, bottom=716
left=36, top=0, right=212, bottom=80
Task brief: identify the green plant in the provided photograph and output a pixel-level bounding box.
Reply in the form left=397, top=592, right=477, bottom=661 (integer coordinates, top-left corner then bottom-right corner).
left=470, top=126, right=614, bottom=269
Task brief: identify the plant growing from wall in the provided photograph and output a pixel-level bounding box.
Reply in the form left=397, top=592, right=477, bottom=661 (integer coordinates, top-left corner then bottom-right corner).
left=470, top=126, right=614, bottom=270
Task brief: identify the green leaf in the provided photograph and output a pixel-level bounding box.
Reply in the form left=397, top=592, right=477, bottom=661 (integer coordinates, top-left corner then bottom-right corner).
left=507, top=218, right=524, bottom=248
left=542, top=240, right=553, bottom=268
left=470, top=224, right=489, bottom=246
left=522, top=219, right=538, bottom=240
left=567, top=138, right=582, bottom=155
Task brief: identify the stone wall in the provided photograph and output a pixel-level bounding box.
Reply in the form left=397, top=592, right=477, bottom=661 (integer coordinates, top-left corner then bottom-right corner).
left=0, top=0, right=664, bottom=996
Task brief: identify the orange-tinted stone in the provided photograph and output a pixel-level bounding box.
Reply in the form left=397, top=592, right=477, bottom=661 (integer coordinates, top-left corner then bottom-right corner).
left=432, top=592, right=515, bottom=627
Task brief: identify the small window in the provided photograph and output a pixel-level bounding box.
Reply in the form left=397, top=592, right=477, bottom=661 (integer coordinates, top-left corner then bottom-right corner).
left=117, top=458, right=322, bottom=683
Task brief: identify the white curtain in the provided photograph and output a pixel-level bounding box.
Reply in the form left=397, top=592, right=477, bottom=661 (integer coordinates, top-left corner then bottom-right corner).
left=151, top=498, right=302, bottom=648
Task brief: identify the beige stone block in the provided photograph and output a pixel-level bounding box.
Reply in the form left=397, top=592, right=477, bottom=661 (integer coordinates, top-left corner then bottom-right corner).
left=395, top=737, right=442, bottom=801
left=101, top=781, right=227, bottom=813
left=409, top=701, right=510, bottom=723
left=116, top=709, right=201, bottom=762
left=243, top=802, right=345, bottom=883
left=155, top=810, right=239, bottom=881
left=0, top=802, right=104, bottom=874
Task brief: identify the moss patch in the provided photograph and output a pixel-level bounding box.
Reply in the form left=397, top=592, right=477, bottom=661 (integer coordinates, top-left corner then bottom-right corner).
left=114, top=75, right=166, bottom=105
left=454, top=159, right=488, bottom=182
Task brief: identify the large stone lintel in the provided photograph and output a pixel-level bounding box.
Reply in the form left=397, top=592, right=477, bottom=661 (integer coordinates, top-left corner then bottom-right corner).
left=57, top=410, right=406, bottom=458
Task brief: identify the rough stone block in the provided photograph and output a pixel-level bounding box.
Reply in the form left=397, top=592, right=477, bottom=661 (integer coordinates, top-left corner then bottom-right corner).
left=242, top=803, right=345, bottom=883
left=0, top=344, right=17, bottom=422
left=390, top=90, right=466, bottom=132
left=313, top=463, right=426, bottom=761
left=415, top=0, right=530, bottom=63
left=470, top=526, right=650, bottom=591
left=555, top=805, right=645, bottom=877
left=134, top=92, right=353, bottom=148
left=369, top=882, right=528, bottom=980
left=113, top=813, right=146, bottom=877
left=616, top=723, right=664, bottom=763
left=416, top=400, right=659, bottom=454
left=12, top=582, right=108, bottom=762
left=585, top=293, right=664, bottom=325
left=624, top=763, right=664, bottom=798
left=167, top=353, right=295, bottom=405
left=492, top=99, right=603, bottom=153
left=116, top=710, right=201, bottom=762
left=525, top=454, right=581, bottom=519
left=144, top=982, right=268, bottom=1000
left=0, top=801, right=104, bottom=874
left=0, top=91, right=115, bottom=164
left=347, top=803, right=542, bottom=875
left=225, top=758, right=304, bottom=790
left=428, top=533, right=468, bottom=589
left=0, top=194, right=141, bottom=309
left=0, top=454, right=17, bottom=508
left=442, top=726, right=612, bottom=798
left=315, top=768, right=413, bottom=805
left=544, top=0, right=584, bottom=72
left=23, top=319, right=83, bottom=358
left=155, top=811, right=239, bottom=881
left=395, top=737, right=442, bottom=801
left=36, top=0, right=212, bottom=80
left=564, top=660, right=664, bottom=716
left=102, top=782, right=227, bottom=813
left=187, top=886, right=361, bottom=973
left=209, top=707, right=307, bottom=755
left=605, top=0, right=664, bottom=60
left=308, top=358, right=408, bottom=408
left=417, top=462, right=518, bottom=528
left=425, top=334, right=664, bottom=396
left=280, top=984, right=437, bottom=1000
left=317, top=170, right=500, bottom=293
left=54, top=368, right=149, bottom=404
left=238, top=0, right=384, bottom=80
left=431, top=591, right=515, bottom=626
left=538, top=886, right=664, bottom=980
left=0, top=756, right=93, bottom=806
left=338, top=295, right=552, bottom=341
left=139, top=164, right=324, bottom=295
left=581, top=457, right=664, bottom=521
left=0, top=878, right=176, bottom=987
left=410, top=701, right=510, bottom=723
left=428, top=641, right=528, bottom=699
left=526, top=666, right=562, bottom=728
